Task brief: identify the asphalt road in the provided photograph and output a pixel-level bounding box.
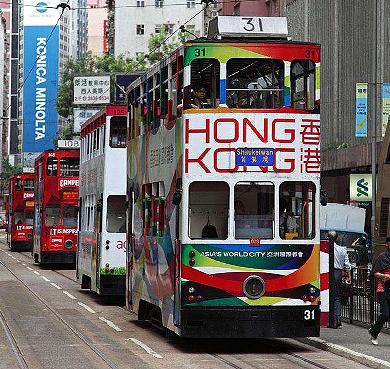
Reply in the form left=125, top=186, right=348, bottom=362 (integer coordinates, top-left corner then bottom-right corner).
left=0, top=233, right=370, bottom=369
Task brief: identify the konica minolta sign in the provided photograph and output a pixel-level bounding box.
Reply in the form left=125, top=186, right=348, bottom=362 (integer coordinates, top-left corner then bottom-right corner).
left=22, top=1, right=60, bottom=154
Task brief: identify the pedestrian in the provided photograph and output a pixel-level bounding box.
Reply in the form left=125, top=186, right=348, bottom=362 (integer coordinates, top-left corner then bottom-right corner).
left=369, top=236, right=390, bottom=345
left=328, top=230, right=351, bottom=328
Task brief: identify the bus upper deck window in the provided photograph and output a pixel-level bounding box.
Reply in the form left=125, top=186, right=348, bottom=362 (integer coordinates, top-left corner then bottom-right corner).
left=279, top=181, right=316, bottom=240
left=15, top=179, right=23, bottom=191
left=110, top=116, right=127, bottom=148
left=24, top=179, right=34, bottom=191
left=291, top=60, right=315, bottom=110
left=226, top=58, right=284, bottom=109
left=189, top=58, right=220, bottom=109
left=188, top=181, right=229, bottom=240
left=47, top=157, right=58, bottom=176
left=60, top=157, right=79, bottom=177
left=234, top=182, right=274, bottom=240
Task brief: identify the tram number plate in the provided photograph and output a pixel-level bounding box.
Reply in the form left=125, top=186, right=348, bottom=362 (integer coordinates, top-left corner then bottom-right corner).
left=303, top=309, right=315, bottom=326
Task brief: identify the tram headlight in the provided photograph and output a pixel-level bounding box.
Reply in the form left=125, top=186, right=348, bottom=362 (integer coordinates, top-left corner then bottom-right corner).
left=309, top=286, right=316, bottom=294
left=27, top=233, right=32, bottom=239
left=188, top=287, right=195, bottom=294
left=65, top=240, right=73, bottom=249
left=242, top=276, right=266, bottom=299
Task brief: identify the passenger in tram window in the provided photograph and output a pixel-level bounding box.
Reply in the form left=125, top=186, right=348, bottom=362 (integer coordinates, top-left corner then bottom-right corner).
left=279, top=198, right=296, bottom=239
left=191, top=85, right=211, bottom=109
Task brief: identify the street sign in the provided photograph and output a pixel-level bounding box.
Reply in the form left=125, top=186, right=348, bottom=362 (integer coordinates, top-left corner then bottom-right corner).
left=74, top=75, right=110, bottom=105
left=58, top=140, right=80, bottom=149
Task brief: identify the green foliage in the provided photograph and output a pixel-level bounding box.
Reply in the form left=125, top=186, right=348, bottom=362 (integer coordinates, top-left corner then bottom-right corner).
left=2, top=159, right=22, bottom=180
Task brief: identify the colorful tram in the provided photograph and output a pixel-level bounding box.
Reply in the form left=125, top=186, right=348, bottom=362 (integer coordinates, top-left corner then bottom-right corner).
left=126, top=17, right=321, bottom=338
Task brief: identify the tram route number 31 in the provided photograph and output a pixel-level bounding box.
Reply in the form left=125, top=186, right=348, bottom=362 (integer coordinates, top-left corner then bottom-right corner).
left=303, top=309, right=315, bottom=326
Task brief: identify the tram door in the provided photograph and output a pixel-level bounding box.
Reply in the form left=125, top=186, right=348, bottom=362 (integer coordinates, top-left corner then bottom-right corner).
left=126, top=189, right=135, bottom=309
left=95, top=195, right=103, bottom=289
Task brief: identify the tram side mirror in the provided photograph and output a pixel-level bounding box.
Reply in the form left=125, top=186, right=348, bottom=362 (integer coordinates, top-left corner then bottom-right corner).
left=172, top=191, right=182, bottom=206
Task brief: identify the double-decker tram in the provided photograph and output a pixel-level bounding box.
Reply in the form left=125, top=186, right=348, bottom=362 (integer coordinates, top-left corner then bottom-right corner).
left=7, top=173, right=35, bottom=251
left=33, top=149, right=80, bottom=265
left=77, top=105, right=128, bottom=295
left=126, top=16, right=321, bottom=338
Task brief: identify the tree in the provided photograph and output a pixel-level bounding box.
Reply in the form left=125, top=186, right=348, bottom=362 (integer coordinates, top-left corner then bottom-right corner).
left=2, top=159, right=22, bottom=179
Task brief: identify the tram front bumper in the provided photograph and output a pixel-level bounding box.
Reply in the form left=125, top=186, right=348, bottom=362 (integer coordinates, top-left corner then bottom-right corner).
left=180, top=306, right=320, bottom=338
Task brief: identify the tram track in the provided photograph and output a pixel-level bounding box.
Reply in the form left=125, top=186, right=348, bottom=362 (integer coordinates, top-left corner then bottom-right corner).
left=0, top=257, right=121, bottom=369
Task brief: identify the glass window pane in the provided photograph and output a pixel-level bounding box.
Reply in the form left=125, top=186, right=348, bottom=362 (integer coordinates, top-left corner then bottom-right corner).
left=279, top=181, right=316, bottom=240
left=188, top=181, right=229, bottom=240
left=106, top=195, right=126, bottom=233
left=110, top=116, right=127, bottom=148
left=15, top=179, right=23, bottom=191
left=14, top=211, right=23, bottom=224
left=25, top=210, right=34, bottom=225
left=45, top=205, right=61, bottom=227
left=226, top=58, right=284, bottom=109
left=291, top=60, right=315, bottom=110
left=24, top=179, right=34, bottom=191
left=234, top=182, right=274, bottom=239
left=60, top=157, right=79, bottom=177
left=63, top=205, right=78, bottom=227
left=47, top=158, right=58, bottom=176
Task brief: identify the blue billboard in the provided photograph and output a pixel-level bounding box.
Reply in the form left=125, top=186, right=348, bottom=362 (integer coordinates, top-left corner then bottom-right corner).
left=22, top=25, right=59, bottom=153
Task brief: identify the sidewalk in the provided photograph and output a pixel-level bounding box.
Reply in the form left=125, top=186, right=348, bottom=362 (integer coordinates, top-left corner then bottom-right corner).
left=298, top=322, right=390, bottom=369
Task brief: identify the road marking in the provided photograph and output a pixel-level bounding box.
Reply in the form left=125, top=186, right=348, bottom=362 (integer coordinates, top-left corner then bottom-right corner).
left=63, top=291, right=76, bottom=300
left=33, top=271, right=40, bottom=276
left=10, top=256, right=15, bottom=259
left=41, top=276, right=50, bottom=282
left=50, top=282, right=62, bottom=290
left=126, top=338, right=163, bottom=359
left=78, top=302, right=96, bottom=313
left=16, top=260, right=20, bottom=263
left=22, top=263, right=26, bottom=266
left=99, top=317, right=122, bottom=332
left=26, top=267, right=33, bottom=271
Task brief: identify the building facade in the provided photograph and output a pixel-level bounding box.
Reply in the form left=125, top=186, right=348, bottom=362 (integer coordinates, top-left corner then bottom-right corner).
left=87, top=0, right=107, bottom=56
left=218, top=0, right=280, bottom=16
left=110, top=0, right=203, bottom=58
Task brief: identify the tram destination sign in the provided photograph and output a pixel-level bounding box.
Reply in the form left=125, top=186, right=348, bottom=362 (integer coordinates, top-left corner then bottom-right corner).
left=236, top=148, right=275, bottom=166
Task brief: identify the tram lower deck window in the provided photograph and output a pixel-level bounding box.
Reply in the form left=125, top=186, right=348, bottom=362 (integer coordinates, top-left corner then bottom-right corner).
left=234, top=182, right=274, bottom=239
left=45, top=205, right=60, bottom=227
left=106, top=195, right=126, bottom=233
left=279, top=181, right=316, bottom=240
left=63, top=205, right=78, bottom=227
left=188, top=181, right=229, bottom=240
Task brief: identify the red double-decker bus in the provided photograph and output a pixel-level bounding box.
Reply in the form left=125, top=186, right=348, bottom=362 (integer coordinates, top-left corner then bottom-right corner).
left=7, top=173, right=35, bottom=251
left=33, top=150, right=79, bottom=264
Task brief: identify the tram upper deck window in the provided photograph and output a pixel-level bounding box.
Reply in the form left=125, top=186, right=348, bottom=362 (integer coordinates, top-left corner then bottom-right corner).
left=110, top=116, right=127, bottom=148
left=226, top=59, right=284, bottom=109
left=45, top=205, right=60, bottom=227
left=60, top=157, right=79, bottom=177
left=106, top=195, right=126, bottom=233
left=24, top=179, right=34, bottom=191
left=279, top=181, right=316, bottom=240
left=188, top=181, right=229, bottom=240
left=188, top=58, right=220, bottom=109
left=47, top=157, right=58, bottom=176
left=15, top=178, right=22, bottom=191
left=234, top=182, right=274, bottom=239
left=291, top=60, right=315, bottom=110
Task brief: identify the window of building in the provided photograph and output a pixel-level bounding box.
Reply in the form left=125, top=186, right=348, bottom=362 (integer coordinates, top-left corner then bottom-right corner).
left=63, top=205, right=78, bottom=227
left=187, top=0, right=195, bottom=7
left=234, top=182, right=274, bottom=239
left=226, top=58, right=284, bottom=109
left=24, top=179, right=34, bottom=191
left=60, top=157, right=79, bottom=177
left=279, top=181, right=316, bottom=240
left=47, top=157, right=58, bottom=176
left=110, top=116, right=127, bottom=148
left=137, top=0, right=144, bottom=6
left=155, top=0, right=163, bottom=7
left=136, top=24, right=145, bottom=35
left=135, top=52, right=144, bottom=58
left=106, top=195, right=126, bottom=233
left=155, top=24, right=162, bottom=33
left=164, top=23, right=173, bottom=34
left=291, top=59, right=315, bottom=110
left=188, top=181, right=229, bottom=240
left=45, top=205, right=61, bottom=227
